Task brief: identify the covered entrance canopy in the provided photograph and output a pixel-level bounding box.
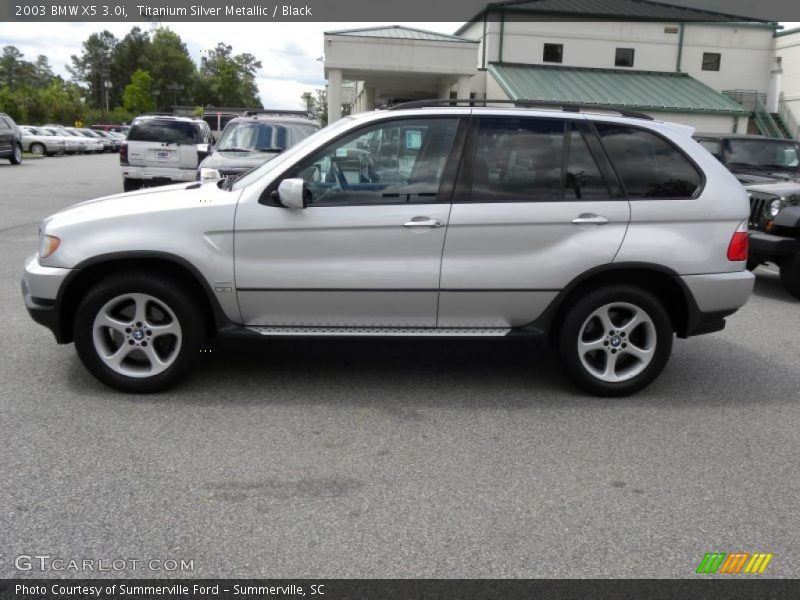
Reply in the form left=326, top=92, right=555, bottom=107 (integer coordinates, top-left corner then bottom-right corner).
left=323, top=25, right=478, bottom=122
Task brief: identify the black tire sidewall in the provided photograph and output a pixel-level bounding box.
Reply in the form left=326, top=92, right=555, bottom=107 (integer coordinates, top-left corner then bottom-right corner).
left=73, top=273, right=206, bottom=393
left=557, top=285, right=674, bottom=397
left=10, top=144, right=22, bottom=164
left=780, top=254, right=800, bottom=300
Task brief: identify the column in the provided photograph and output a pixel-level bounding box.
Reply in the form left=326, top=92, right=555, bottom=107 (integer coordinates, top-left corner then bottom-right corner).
left=364, top=86, right=376, bottom=112
left=327, top=68, right=342, bottom=124
left=456, top=75, right=471, bottom=101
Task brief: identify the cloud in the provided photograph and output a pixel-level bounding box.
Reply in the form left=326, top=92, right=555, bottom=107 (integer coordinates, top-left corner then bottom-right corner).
left=0, top=21, right=462, bottom=109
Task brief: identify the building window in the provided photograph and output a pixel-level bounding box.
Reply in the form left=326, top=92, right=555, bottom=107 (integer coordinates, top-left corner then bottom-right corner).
left=702, top=52, right=721, bottom=71
left=543, top=43, right=563, bottom=64
left=615, top=48, right=635, bottom=68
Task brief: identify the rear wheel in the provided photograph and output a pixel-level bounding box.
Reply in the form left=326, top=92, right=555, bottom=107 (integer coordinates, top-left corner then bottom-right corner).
left=779, top=253, right=800, bottom=300
left=123, top=179, right=141, bottom=192
left=9, top=144, right=22, bottom=164
left=556, top=285, right=673, bottom=396
left=73, top=272, right=206, bottom=393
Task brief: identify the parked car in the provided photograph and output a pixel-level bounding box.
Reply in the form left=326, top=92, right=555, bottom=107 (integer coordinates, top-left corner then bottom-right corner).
left=42, top=126, right=86, bottom=154
left=22, top=103, right=754, bottom=395
left=694, top=133, right=800, bottom=299
left=198, top=113, right=320, bottom=182
left=19, top=125, right=66, bottom=156
left=121, top=115, right=213, bottom=191
left=95, top=130, right=122, bottom=152
left=73, top=127, right=112, bottom=153
left=0, top=112, right=23, bottom=164
left=693, top=134, right=799, bottom=185
left=201, top=112, right=239, bottom=141
left=91, top=123, right=130, bottom=135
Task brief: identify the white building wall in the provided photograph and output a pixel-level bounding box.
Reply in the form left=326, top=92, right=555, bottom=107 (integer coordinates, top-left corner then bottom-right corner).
left=776, top=30, right=800, bottom=138
left=680, top=24, right=774, bottom=94
left=470, top=20, right=774, bottom=97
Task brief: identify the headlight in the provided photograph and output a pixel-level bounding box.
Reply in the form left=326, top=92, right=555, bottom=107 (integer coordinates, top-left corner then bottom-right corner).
left=199, top=167, right=221, bottom=182
left=38, top=231, right=61, bottom=258
left=767, top=198, right=783, bottom=218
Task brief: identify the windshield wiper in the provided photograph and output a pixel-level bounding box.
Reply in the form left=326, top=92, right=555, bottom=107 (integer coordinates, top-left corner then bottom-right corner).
left=728, top=162, right=771, bottom=171
left=257, top=147, right=285, bottom=153
left=217, top=147, right=251, bottom=152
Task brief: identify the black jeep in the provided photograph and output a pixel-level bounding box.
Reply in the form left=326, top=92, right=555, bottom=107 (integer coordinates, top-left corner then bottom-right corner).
left=694, top=133, right=800, bottom=299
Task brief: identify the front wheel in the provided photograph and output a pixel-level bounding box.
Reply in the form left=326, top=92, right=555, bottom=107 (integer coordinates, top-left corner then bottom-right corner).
left=779, top=254, right=800, bottom=300
left=30, top=142, right=45, bottom=156
left=73, top=272, right=206, bottom=392
left=9, top=144, right=22, bottom=164
left=556, top=285, right=673, bottom=396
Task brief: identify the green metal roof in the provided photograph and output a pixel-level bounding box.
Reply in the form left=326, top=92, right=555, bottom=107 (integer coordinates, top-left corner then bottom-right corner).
left=325, top=25, right=477, bottom=43
left=486, top=0, right=766, bottom=22
left=488, top=63, right=750, bottom=115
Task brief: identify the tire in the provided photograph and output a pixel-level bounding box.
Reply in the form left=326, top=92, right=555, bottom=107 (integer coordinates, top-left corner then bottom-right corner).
left=779, top=253, right=800, bottom=300
left=746, top=260, right=760, bottom=272
left=73, top=272, right=207, bottom=393
left=30, top=142, right=45, bottom=156
left=9, top=144, right=22, bottom=164
left=556, top=285, right=674, bottom=397
left=123, top=179, right=141, bottom=192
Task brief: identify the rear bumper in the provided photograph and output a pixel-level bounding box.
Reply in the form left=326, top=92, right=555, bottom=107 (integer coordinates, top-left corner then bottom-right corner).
left=679, top=271, right=755, bottom=338
left=749, top=231, right=799, bottom=260
left=122, top=165, right=197, bottom=183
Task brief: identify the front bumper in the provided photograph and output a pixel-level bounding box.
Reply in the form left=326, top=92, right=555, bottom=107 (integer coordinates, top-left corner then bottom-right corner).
left=122, top=165, right=197, bottom=183
left=749, top=231, right=800, bottom=260
left=21, top=254, right=74, bottom=342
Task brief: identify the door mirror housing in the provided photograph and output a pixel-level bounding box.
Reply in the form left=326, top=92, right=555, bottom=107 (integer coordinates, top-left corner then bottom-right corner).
left=196, top=143, right=212, bottom=161
left=276, top=178, right=308, bottom=209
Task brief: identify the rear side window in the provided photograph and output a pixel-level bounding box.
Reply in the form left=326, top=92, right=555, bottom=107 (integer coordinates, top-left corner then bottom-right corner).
left=471, top=117, right=564, bottom=202
left=595, top=124, right=702, bottom=198
left=128, top=120, right=199, bottom=144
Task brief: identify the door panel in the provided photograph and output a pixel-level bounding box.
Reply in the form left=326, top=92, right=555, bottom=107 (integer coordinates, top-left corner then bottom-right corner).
left=235, top=204, right=450, bottom=326
left=438, top=117, right=631, bottom=328
left=234, top=117, right=462, bottom=327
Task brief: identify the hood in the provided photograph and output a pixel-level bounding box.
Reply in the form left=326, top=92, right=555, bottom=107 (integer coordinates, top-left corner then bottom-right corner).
left=200, top=150, right=281, bottom=171
left=745, top=180, right=800, bottom=199
left=43, top=181, right=216, bottom=230
left=734, top=170, right=799, bottom=185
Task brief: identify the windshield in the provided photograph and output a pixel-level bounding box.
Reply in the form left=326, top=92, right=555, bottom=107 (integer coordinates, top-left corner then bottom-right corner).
left=726, top=139, right=800, bottom=170
left=231, top=117, right=355, bottom=190
left=217, top=122, right=289, bottom=151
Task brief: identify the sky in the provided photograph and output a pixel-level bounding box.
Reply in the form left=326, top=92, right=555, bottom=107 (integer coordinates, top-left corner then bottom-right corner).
left=0, top=22, right=462, bottom=109
left=0, top=20, right=796, bottom=110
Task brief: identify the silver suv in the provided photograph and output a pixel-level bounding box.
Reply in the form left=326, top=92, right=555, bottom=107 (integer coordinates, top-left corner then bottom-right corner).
left=22, top=103, right=755, bottom=396
left=121, top=115, right=213, bottom=191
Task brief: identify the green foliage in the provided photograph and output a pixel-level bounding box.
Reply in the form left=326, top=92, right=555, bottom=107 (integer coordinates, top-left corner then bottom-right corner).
left=198, top=43, right=263, bottom=108
left=146, top=28, right=197, bottom=109
left=302, top=88, right=328, bottom=126
left=122, top=69, right=156, bottom=114
left=68, top=31, right=118, bottom=109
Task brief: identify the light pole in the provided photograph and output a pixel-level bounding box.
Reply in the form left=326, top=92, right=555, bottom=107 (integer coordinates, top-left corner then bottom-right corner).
left=104, top=80, right=112, bottom=117
left=166, top=83, right=185, bottom=114
left=152, top=89, right=161, bottom=112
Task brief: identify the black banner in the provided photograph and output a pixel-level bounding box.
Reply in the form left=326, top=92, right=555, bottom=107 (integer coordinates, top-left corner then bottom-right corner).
left=3, top=580, right=800, bottom=600
left=1, top=0, right=799, bottom=22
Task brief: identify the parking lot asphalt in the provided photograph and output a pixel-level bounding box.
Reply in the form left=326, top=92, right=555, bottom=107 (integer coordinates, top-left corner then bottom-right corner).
left=1, top=154, right=799, bottom=579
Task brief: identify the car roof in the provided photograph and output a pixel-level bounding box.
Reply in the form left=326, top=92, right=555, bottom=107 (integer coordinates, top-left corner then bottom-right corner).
left=228, top=115, right=320, bottom=126
left=132, top=115, right=204, bottom=124
left=693, top=133, right=795, bottom=142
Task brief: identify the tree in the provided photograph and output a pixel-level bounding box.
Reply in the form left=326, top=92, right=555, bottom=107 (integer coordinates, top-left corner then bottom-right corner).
left=109, top=27, right=151, bottom=108
left=301, top=88, right=328, bottom=125
left=145, top=28, right=196, bottom=109
left=68, top=31, right=118, bottom=108
left=0, top=46, right=38, bottom=89
left=123, top=69, right=156, bottom=114
left=198, top=42, right=262, bottom=108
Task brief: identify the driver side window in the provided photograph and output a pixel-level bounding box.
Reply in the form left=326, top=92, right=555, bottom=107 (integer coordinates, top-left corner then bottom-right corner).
left=290, top=117, right=459, bottom=206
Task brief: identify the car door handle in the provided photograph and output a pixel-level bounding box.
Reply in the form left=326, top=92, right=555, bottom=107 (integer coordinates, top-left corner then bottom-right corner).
left=571, top=214, right=609, bottom=225
left=403, top=217, right=444, bottom=228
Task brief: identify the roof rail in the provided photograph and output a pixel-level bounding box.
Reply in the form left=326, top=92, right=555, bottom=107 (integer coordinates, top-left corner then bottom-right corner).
left=387, top=98, right=654, bottom=121
left=244, top=108, right=315, bottom=119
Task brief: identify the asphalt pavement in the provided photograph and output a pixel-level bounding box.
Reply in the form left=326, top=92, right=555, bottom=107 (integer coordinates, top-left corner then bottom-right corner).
left=1, top=154, right=799, bottom=578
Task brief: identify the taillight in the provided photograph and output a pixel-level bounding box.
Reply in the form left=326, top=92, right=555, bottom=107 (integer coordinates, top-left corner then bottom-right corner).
left=119, top=143, right=128, bottom=165
left=727, top=222, right=749, bottom=262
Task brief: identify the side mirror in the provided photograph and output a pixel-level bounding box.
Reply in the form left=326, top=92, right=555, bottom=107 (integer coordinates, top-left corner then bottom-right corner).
left=197, top=143, right=212, bottom=161
left=276, top=178, right=308, bottom=209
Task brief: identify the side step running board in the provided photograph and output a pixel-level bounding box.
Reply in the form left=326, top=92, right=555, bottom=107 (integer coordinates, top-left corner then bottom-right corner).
left=247, top=326, right=513, bottom=337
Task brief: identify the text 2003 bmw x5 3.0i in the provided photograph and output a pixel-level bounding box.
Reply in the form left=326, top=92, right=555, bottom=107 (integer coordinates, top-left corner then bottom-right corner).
left=21, top=103, right=755, bottom=396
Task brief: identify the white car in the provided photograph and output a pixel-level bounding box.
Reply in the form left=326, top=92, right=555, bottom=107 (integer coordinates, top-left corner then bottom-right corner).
left=43, top=126, right=87, bottom=154
left=65, top=127, right=104, bottom=153
left=19, top=126, right=66, bottom=156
